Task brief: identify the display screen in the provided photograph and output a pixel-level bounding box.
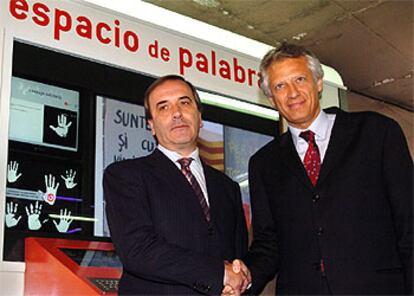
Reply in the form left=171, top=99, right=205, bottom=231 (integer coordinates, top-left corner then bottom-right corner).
left=4, top=76, right=84, bottom=262
left=60, top=248, right=122, bottom=268
left=3, top=150, right=86, bottom=261
left=9, top=77, right=79, bottom=152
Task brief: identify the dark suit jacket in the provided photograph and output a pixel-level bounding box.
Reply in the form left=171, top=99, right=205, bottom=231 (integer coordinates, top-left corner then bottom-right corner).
left=244, top=108, right=413, bottom=295
left=104, top=149, right=248, bottom=295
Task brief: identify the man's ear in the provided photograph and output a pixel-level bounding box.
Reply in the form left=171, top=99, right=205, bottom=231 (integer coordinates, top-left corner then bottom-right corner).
left=148, top=120, right=156, bottom=136
left=198, top=112, right=203, bottom=128
left=317, top=79, right=323, bottom=93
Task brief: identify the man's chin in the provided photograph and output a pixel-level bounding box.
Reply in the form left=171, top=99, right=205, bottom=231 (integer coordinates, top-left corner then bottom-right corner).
left=170, top=135, right=196, bottom=145
left=285, top=114, right=310, bottom=128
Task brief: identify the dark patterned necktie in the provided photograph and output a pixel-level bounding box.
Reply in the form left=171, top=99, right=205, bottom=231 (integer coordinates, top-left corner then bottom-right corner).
left=299, top=130, right=321, bottom=186
left=177, top=158, right=210, bottom=222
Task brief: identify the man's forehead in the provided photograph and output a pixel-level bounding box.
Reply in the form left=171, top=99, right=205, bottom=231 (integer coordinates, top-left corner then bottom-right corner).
left=150, top=80, right=193, bottom=102
left=270, top=57, right=311, bottom=76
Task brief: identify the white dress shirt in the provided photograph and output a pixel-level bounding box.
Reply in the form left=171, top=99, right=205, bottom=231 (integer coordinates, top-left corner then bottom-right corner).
left=157, top=144, right=210, bottom=206
left=289, top=110, right=336, bottom=163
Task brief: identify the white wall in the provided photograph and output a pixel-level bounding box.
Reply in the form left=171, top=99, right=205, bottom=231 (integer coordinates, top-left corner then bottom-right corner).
left=0, top=262, right=24, bottom=296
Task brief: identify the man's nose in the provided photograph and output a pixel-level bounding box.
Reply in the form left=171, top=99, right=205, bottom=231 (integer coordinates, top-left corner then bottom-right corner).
left=172, top=104, right=182, bottom=119
left=286, top=83, right=299, bottom=99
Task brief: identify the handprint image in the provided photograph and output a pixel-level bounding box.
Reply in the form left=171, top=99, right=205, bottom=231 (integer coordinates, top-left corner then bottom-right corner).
left=41, top=174, right=60, bottom=205
left=61, top=169, right=77, bottom=189
left=5, top=201, right=22, bottom=228
left=25, top=201, right=47, bottom=230
left=7, top=161, right=22, bottom=183
left=53, top=208, right=74, bottom=233
left=49, top=114, right=72, bottom=138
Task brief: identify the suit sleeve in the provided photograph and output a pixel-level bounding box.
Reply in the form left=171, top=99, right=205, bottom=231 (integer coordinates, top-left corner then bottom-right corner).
left=103, top=164, right=224, bottom=295
left=243, top=156, right=279, bottom=294
left=382, top=119, right=413, bottom=294
left=232, top=181, right=248, bottom=258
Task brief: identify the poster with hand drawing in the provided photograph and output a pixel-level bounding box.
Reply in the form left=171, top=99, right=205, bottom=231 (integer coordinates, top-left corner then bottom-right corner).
left=4, top=152, right=83, bottom=261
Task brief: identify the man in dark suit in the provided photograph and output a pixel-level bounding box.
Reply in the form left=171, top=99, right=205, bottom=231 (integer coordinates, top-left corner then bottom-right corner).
left=237, top=43, right=413, bottom=295
left=104, top=75, right=250, bottom=295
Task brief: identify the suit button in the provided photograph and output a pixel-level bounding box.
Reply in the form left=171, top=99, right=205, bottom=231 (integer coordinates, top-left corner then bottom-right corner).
left=312, top=194, right=320, bottom=202
left=208, top=227, right=214, bottom=235
left=315, top=226, right=324, bottom=236
left=313, top=262, right=320, bottom=270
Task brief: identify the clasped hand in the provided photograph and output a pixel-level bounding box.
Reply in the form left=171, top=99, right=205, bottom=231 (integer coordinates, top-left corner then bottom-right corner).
left=222, top=259, right=251, bottom=296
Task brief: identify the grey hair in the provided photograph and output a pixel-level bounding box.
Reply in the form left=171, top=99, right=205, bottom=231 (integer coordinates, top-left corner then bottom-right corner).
left=259, top=42, right=324, bottom=98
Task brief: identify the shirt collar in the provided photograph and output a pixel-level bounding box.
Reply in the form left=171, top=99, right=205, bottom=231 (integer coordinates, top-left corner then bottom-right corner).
left=289, top=110, right=330, bottom=144
left=157, top=144, right=201, bottom=165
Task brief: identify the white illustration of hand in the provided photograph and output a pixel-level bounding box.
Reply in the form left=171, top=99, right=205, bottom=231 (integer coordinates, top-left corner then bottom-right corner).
left=25, top=201, right=47, bottom=230
left=49, top=114, right=72, bottom=137
left=5, top=201, right=22, bottom=228
left=43, top=174, right=60, bottom=205
left=53, top=208, right=74, bottom=233
left=61, top=169, right=77, bottom=189
left=7, top=161, right=22, bottom=183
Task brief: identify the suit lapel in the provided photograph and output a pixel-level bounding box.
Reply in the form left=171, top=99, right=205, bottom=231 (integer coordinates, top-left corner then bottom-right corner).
left=149, top=149, right=210, bottom=225
left=148, top=149, right=183, bottom=185
left=278, top=107, right=356, bottom=190
left=148, top=149, right=200, bottom=203
left=279, top=132, right=315, bottom=191
left=317, top=108, right=355, bottom=186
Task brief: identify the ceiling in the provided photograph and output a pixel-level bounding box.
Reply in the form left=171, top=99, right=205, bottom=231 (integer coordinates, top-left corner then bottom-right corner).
left=142, top=0, right=413, bottom=111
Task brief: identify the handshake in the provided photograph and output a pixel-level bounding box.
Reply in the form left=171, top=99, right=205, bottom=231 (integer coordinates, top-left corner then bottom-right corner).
left=222, top=259, right=251, bottom=296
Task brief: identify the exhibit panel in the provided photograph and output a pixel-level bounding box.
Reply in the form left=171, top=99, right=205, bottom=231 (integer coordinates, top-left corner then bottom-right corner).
left=4, top=77, right=85, bottom=262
